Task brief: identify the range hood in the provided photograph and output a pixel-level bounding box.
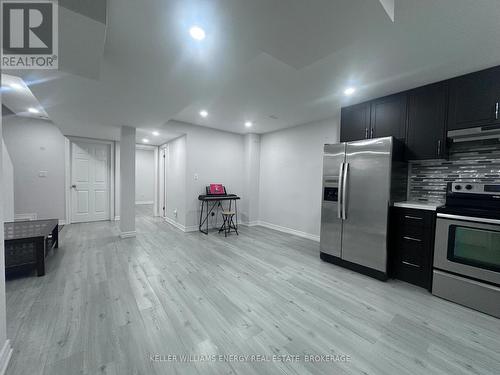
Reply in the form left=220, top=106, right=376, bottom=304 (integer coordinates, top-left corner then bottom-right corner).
left=448, top=124, right=500, bottom=142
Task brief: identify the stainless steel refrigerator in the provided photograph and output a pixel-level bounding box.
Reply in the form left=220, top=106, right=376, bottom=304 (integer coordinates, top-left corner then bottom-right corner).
left=320, top=136, right=407, bottom=280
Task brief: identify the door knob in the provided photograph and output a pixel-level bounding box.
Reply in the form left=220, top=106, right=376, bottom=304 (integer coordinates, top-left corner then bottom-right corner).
left=71, top=184, right=77, bottom=189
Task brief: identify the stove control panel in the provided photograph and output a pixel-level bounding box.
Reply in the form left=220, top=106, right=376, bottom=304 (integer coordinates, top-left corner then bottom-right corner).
left=451, top=183, right=500, bottom=195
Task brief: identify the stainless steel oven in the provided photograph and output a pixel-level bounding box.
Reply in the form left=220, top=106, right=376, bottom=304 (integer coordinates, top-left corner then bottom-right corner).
left=435, top=214, right=500, bottom=285
left=433, top=183, right=500, bottom=318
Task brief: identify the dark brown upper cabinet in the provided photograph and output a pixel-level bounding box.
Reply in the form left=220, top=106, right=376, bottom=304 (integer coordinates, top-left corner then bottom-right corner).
left=340, top=93, right=407, bottom=142
left=406, top=82, right=448, bottom=160
left=340, top=102, right=371, bottom=142
left=370, top=93, right=407, bottom=141
left=448, top=66, right=500, bottom=131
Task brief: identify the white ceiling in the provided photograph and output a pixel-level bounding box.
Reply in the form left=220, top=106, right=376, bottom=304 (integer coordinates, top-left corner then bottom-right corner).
left=3, top=0, right=500, bottom=139
left=135, top=127, right=183, bottom=146
left=1, top=75, right=50, bottom=120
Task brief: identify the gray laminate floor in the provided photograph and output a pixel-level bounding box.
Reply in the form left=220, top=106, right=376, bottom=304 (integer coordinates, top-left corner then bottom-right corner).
left=5, top=205, right=500, bottom=375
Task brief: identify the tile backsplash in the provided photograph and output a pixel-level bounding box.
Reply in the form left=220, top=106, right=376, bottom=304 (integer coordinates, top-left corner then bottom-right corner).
left=408, top=139, right=500, bottom=203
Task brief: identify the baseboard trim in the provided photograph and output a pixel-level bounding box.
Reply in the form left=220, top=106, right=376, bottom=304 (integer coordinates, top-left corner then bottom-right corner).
left=0, top=340, right=12, bottom=375
left=252, top=220, right=320, bottom=242
left=163, top=217, right=318, bottom=240
left=164, top=217, right=200, bottom=233
left=243, top=220, right=260, bottom=227
left=58, top=220, right=66, bottom=226
left=114, top=216, right=120, bottom=221
left=14, top=213, right=37, bottom=221
left=135, top=201, right=154, bottom=205
left=119, top=231, right=137, bottom=239
left=165, top=217, right=187, bottom=232
left=185, top=225, right=199, bottom=233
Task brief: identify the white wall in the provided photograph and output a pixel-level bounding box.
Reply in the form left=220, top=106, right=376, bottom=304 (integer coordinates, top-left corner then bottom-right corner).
left=164, top=135, right=187, bottom=227
left=184, top=125, right=245, bottom=230
left=135, top=148, right=155, bottom=204
left=258, top=114, right=340, bottom=240
left=2, top=140, right=14, bottom=221
left=3, top=116, right=66, bottom=221
left=160, top=122, right=247, bottom=231
left=0, top=110, right=12, bottom=371
left=242, top=134, right=261, bottom=224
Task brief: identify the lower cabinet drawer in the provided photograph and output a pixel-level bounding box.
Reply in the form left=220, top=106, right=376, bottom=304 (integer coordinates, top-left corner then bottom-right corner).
left=389, top=207, right=436, bottom=290
left=394, top=259, right=429, bottom=289
left=399, top=243, right=424, bottom=267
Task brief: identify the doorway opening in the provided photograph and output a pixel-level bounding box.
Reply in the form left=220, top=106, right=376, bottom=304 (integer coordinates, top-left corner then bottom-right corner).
left=135, top=145, right=158, bottom=218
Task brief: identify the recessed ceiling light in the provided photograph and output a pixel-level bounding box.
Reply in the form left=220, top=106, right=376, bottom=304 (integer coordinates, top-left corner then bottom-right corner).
left=10, top=83, right=23, bottom=90
left=245, top=121, right=253, bottom=128
left=189, top=26, right=206, bottom=41
left=142, top=138, right=149, bottom=143
left=152, top=131, right=160, bottom=136
left=199, top=110, right=208, bottom=118
left=28, top=107, right=39, bottom=114
left=344, top=87, right=356, bottom=96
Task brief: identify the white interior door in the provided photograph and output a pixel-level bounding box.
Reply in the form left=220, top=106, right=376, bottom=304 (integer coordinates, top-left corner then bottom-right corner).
left=71, top=141, right=111, bottom=223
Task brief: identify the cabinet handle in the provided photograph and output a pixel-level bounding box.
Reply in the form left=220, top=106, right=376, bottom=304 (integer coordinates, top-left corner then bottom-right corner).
left=437, top=140, right=441, bottom=157
left=402, top=261, right=420, bottom=268
left=496, top=102, right=499, bottom=120
left=365, top=128, right=368, bottom=139
left=370, top=128, right=374, bottom=139
left=403, top=236, right=422, bottom=242
left=404, top=215, right=422, bottom=220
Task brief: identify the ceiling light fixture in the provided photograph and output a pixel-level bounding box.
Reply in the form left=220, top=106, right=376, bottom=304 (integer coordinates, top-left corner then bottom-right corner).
left=142, top=138, right=149, bottom=143
left=10, top=83, right=23, bottom=90
left=189, top=26, right=206, bottom=41
left=199, top=110, right=208, bottom=118
left=28, top=107, right=40, bottom=114
left=344, top=87, right=356, bottom=96
left=152, top=131, right=160, bottom=136
left=245, top=121, right=253, bottom=128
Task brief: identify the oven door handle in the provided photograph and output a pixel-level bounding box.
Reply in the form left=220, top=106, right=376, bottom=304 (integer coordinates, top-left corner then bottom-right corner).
left=437, top=213, right=500, bottom=225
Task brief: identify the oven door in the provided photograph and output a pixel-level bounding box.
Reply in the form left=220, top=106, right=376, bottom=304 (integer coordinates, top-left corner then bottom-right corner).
left=434, top=214, right=500, bottom=286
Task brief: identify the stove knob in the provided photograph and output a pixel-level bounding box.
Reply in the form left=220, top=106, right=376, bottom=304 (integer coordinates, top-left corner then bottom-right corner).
left=465, top=184, right=473, bottom=190
left=455, top=185, right=462, bottom=191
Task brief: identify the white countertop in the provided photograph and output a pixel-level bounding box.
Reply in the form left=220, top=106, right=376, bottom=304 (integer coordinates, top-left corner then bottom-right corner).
left=393, top=201, right=443, bottom=211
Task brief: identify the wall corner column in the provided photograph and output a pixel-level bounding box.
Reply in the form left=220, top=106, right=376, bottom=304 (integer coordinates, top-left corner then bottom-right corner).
left=119, top=126, right=136, bottom=238
left=243, top=133, right=261, bottom=225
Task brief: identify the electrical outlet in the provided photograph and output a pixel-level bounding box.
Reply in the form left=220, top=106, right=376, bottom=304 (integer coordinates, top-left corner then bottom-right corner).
left=173, top=209, right=178, bottom=217
left=194, top=173, right=199, bottom=181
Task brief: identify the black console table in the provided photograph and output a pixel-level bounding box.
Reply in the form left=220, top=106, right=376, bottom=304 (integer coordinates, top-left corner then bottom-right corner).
left=4, top=219, right=59, bottom=276
left=198, top=194, right=240, bottom=234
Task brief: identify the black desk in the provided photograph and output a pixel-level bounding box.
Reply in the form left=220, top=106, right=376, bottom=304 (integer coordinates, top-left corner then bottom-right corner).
left=198, top=194, right=240, bottom=234
left=4, top=219, right=59, bottom=276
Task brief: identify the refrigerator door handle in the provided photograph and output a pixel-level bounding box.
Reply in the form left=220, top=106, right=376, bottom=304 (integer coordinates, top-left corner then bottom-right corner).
left=342, top=162, right=349, bottom=220
left=337, top=163, right=344, bottom=219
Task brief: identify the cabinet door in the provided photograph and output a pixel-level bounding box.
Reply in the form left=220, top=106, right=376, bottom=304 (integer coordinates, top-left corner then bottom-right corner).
left=448, top=66, right=500, bottom=130
left=370, top=93, right=407, bottom=140
left=340, top=102, right=370, bottom=142
left=406, top=82, right=447, bottom=160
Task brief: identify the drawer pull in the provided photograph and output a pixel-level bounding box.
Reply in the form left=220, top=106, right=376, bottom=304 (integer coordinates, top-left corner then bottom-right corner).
left=402, top=261, right=420, bottom=268
left=404, top=215, right=423, bottom=220
left=403, top=236, right=422, bottom=242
